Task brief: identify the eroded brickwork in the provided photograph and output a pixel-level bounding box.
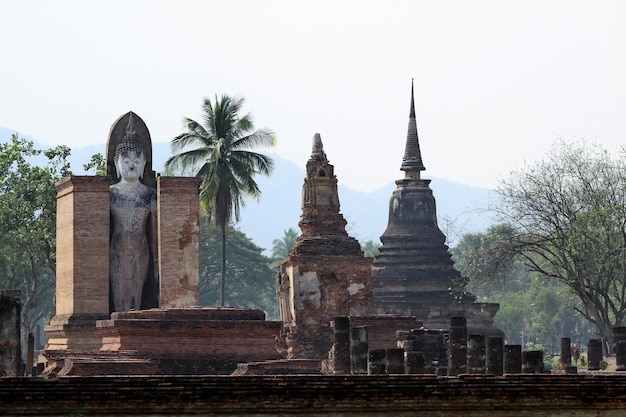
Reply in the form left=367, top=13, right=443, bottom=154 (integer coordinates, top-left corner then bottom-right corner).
left=45, top=176, right=111, bottom=351
left=277, top=135, right=372, bottom=359
left=156, top=176, right=202, bottom=308
left=97, top=307, right=282, bottom=375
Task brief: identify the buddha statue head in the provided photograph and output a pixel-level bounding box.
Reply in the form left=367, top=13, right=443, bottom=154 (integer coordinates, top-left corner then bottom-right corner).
left=113, top=114, right=147, bottom=182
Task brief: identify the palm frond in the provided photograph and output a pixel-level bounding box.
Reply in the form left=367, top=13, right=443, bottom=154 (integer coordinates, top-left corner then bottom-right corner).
left=164, top=147, right=213, bottom=174
left=232, top=129, right=276, bottom=150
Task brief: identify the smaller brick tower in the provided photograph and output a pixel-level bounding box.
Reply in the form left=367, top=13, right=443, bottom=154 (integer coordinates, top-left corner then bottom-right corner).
left=277, top=134, right=372, bottom=359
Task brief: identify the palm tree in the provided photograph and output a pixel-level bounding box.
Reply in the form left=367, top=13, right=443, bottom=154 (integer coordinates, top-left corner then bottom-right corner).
left=165, top=95, right=275, bottom=306
left=270, top=227, right=300, bottom=265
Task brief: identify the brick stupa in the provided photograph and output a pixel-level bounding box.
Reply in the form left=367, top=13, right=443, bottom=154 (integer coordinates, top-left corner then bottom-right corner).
left=276, top=134, right=372, bottom=359
left=371, top=82, right=502, bottom=337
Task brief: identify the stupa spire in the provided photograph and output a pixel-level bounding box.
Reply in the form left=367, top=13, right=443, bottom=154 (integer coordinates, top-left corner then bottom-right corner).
left=400, top=79, right=425, bottom=177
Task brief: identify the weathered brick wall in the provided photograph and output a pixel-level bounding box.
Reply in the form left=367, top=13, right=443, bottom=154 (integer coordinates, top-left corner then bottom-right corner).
left=45, top=177, right=111, bottom=351
left=156, top=176, right=202, bottom=308
left=3, top=374, right=626, bottom=416
left=351, top=315, right=423, bottom=351
left=278, top=256, right=371, bottom=359
left=54, top=176, right=110, bottom=317
left=96, top=308, right=283, bottom=375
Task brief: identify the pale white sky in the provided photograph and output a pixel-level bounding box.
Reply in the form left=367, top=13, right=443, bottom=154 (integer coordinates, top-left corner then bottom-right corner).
left=1, top=1, right=624, bottom=192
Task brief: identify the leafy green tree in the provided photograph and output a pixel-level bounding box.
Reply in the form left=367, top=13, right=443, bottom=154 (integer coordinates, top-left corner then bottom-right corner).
left=494, top=139, right=626, bottom=351
left=198, top=216, right=278, bottom=318
left=0, top=135, right=71, bottom=349
left=452, top=223, right=594, bottom=350
left=83, top=152, right=106, bottom=175
left=361, top=240, right=380, bottom=258
left=452, top=224, right=526, bottom=296
left=270, top=227, right=299, bottom=265
left=165, top=95, right=275, bottom=306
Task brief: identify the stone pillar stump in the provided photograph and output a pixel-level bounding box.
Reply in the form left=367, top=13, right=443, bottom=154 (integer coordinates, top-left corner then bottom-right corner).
left=325, top=317, right=350, bottom=374
left=368, top=349, right=386, bottom=374
left=350, top=326, right=368, bottom=374
left=560, top=337, right=571, bottom=366
left=448, top=316, right=467, bottom=376
left=522, top=350, right=544, bottom=374
left=504, top=344, right=522, bottom=374
left=386, top=348, right=405, bottom=374
left=587, top=339, right=603, bottom=370
left=486, top=336, right=504, bottom=376
left=467, top=334, right=486, bottom=374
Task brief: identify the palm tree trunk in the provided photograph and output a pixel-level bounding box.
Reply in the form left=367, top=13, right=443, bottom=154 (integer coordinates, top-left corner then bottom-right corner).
left=219, top=221, right=226, bottom=306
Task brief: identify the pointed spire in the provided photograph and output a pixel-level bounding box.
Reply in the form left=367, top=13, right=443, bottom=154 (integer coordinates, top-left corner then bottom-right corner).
left=125, top=111, right=137, bottom=138
left=311, top=133, right=325, bottom=156
left=400, top=79, right=426, bottom=175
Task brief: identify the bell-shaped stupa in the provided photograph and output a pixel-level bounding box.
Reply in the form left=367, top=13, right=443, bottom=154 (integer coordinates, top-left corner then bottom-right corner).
left=372, top=82, right=501, bottom=337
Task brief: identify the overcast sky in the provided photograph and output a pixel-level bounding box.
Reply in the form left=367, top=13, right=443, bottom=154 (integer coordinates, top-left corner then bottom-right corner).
left=1, top=1, right=624, bottom=192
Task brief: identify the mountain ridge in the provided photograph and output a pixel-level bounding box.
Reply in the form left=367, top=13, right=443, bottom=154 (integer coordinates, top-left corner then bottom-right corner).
left=1, top=127, right=497, bottom=252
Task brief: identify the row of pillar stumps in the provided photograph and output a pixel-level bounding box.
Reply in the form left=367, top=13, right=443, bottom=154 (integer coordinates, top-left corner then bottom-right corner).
left=327, top=317, right=626, bottom=375
left=325, top=316, right=547, bottom=376
left=325, top=317, right=626, bottom=375
left=561, top=326, right=626, bottom=372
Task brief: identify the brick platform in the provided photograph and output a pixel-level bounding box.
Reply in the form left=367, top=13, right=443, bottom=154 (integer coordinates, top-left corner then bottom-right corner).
left=97, top=307, right=283, bottom=375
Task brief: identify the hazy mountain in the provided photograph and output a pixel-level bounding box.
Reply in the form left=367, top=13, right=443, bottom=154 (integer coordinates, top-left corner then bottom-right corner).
left=1, top=128, right=498, bottom=253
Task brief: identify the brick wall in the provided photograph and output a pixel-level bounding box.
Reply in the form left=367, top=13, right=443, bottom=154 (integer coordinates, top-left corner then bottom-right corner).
left=156, top=176, right=202, bottom=308
left=3, top=374, right=626, bottom=416
left=54, top=176, right=110, bottom=317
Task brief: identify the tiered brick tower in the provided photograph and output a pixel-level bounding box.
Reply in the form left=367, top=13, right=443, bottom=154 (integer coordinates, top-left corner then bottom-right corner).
left=277, top=134, right=372, bottom=359
left=372, top=82, right=501, bottom=337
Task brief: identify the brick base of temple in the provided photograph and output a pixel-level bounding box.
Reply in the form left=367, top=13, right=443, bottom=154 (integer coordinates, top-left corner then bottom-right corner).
left=42, top=307, right=284, bottom=376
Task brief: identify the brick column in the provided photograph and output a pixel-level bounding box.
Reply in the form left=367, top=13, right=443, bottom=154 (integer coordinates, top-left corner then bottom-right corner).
left=504, top=344, right=522, bottom=374
left=613, top=327, right=626, bottom=370
left=560, top=337, right=572, bottom=366
left=486, top=336, right=504, bottom=376
left=368, top=349, right=386, bottom=374
left=350, top=326, right=369, bottom=374
left=157, top=176, right=202, bottom=308
left=45, top=176, right=111, bottom=350
left=386, top=348, right=405, bottom=374
left=326, top=317, right=350, bottom=374
left=522, top=350, right=544, bottom=374
left=467, top=334, right=486, bottom=374
left=448, top=316, right=467, bottom=376
left=587, top=339, right=602, bottom=370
